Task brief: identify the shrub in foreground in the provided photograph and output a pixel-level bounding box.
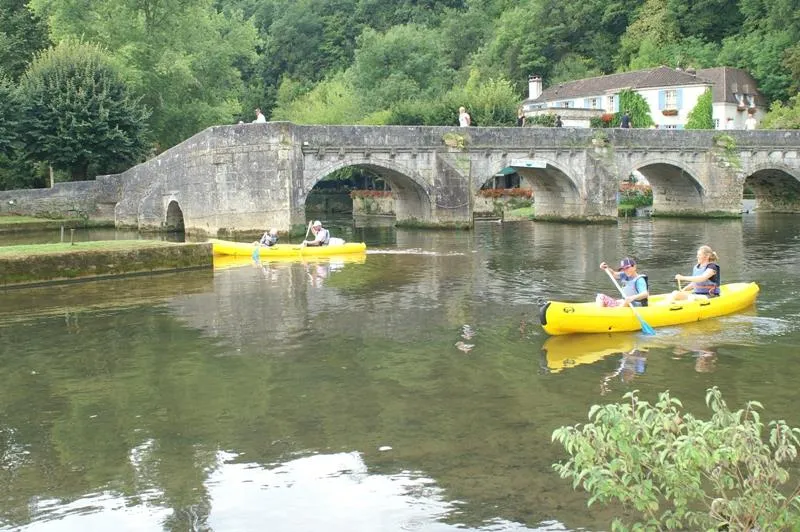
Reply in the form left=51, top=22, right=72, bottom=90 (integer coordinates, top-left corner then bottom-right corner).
left=552, top=387, right=800, bottom=530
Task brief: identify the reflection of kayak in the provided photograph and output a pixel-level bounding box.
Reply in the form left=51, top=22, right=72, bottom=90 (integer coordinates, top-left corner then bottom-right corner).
left=544, top=334, right=638, bottom=373
left=213, top=253, right=366, bottom=271
left=543, top=318, right=731, bottom=373
left=540, top=282, right=759, bottom=335
left=209, top=239, right=367, bottom=257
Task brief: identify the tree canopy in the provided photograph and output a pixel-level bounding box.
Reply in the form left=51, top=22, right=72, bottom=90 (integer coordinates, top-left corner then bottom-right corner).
left=17, top=40, right=152, bottom=180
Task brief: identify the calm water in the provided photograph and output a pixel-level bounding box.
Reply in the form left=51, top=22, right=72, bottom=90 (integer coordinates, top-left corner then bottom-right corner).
left=1, top=215, right=799, bottom=531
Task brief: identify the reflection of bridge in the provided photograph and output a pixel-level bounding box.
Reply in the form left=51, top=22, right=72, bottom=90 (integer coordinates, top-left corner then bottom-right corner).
left=9, top=123, right=799, bottom=235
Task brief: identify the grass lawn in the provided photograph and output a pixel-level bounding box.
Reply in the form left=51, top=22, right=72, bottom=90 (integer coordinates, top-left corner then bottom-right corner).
left=507, top=206, right=534, bottom=218
left=0, top=240, right=172, bottom=258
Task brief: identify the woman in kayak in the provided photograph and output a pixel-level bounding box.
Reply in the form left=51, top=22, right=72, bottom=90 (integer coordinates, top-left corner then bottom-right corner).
left=671, top=245, right=720, bottom=300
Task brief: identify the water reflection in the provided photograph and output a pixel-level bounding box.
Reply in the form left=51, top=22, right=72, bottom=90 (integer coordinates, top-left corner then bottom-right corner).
left=3, top=215, right=800, bottom=531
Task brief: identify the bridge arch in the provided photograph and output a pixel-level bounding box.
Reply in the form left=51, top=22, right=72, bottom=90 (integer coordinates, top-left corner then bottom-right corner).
left=475, top=156, right=583, bottom=218
left=165, top=200, right=185, bottom=233
left=623, top=157, right=705, bottom=214
left=303, top=159, right=433, bottom=223
left=744, top=163, right=800, bottom=213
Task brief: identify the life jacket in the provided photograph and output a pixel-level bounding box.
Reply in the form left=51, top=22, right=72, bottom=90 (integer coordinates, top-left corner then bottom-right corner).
left=621, top=273, right=649, bottom=307
left=260, top=233, right=278, bottom=246
left=693, top=263, right=720, bottom=296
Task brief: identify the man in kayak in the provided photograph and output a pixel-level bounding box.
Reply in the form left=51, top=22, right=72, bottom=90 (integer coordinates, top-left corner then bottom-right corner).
left=596, top=257, right=649, bottom=307
left=303, top=220, right=330, bottom=246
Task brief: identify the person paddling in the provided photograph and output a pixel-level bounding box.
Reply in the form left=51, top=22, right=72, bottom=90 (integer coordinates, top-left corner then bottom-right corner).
left=596, top=258, right=649, bottom=307
left=670, top=245, right=720, bottom=301
left=303, top=220, right=330, bottom=247
left=254, top=228, right=278, bottom=247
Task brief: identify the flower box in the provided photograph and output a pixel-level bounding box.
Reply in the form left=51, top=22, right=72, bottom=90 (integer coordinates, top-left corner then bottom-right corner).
left=661, top=109, right=678, bottom=116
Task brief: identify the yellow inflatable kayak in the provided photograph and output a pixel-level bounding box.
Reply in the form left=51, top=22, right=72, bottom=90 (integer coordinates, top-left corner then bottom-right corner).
left=540, top=282, right=759, bottom=335
left=209, top=238, right=367, bottom=258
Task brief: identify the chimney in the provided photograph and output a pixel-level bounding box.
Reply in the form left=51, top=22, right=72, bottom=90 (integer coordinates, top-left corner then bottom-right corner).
left=528, top=75, right=542, bottom=100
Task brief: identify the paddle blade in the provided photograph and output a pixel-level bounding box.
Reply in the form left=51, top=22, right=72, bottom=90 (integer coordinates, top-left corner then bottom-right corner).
left=637, top=315, right=656, bottom=335
left=252, top=247, right=260, bottom=260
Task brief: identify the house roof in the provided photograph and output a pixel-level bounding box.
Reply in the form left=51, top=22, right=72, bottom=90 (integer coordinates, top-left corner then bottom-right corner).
left=694, top=67, right=768, bottom=107
left=528, top=66, right=713, bottom=104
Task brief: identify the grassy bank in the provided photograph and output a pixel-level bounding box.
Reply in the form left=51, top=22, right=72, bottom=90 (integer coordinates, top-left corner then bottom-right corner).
left=0, top=241, right=212, bottom=287
left=0, top=215, right=113, bottom=233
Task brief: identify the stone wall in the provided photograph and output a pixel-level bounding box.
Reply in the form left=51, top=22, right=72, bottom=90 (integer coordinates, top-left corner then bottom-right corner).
left=351, top=195, right=394, bottom=215
left=0, top=175, right=120, bottom=221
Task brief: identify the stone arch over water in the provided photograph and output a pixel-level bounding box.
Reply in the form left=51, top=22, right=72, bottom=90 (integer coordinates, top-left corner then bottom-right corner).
left=165, top=200, right=185, bottom=233
left=744, top=164, right=800, bottom=213
left=302, top=160, right=433, bottom=224
left=507, top=159, right=581, bottom=219
left=624, top=158, right=704, bottom=214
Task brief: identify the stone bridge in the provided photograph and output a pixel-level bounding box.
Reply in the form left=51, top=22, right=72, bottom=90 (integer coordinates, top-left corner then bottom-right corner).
left=4, top=123, right=800, bottom=235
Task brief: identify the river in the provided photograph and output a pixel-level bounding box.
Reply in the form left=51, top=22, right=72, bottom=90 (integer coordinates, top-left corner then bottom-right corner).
left=0, top=214, right=798, bottom=531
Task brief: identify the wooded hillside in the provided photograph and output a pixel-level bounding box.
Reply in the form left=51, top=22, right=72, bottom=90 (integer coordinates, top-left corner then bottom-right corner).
left=1, top=0, right=799, bottom=187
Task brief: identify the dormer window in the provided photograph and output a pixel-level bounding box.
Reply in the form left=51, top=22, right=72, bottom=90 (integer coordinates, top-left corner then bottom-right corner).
left=746, top=94, right=755, bottom=108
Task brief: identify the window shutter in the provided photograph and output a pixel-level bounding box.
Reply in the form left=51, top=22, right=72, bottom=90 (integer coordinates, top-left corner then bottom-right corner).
left=614, top=96, right=620, bottom=112
left=658, top=91, right=665, bottom=110
left=677, top=89, right=684, bottom=109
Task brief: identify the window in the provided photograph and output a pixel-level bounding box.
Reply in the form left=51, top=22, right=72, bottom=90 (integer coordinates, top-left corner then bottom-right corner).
left=713, top=119, right=719, bottom=129
left=746, top=94, right=755, bottom=107
left=560, top=101, right=571, bottom=108
left=607, top=95, right=615, bottom=111
left=662, top=124, right=678, bottom=129
left=588, top=98, right=599, bottom=109
left=664, top=90, right=678, bottom=109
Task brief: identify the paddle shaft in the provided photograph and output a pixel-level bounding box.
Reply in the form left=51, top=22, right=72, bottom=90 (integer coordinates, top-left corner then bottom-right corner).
left=302, top=220, right=313, bottom=246
left=604, top=267, right=656, bottom=335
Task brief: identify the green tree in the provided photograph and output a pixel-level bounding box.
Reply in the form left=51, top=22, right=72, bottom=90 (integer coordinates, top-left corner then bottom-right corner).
left=0, top=75, right=19, bottom=158
left=0, top=0, right=51, bottom=81
left=685, top=87, right=713, bottom=129
left=617, top=0, right=680, bottom=69
left=29, top=0, right=260, bottom=148
left=348, top=24, right=453, bottom=113
left=17, top=40, right=151, bottom=181
left=760, top=93, right=800, bottom=129
left=617, top=88, right=653, bottom=128
left=553, top=387, right=800, bottom=530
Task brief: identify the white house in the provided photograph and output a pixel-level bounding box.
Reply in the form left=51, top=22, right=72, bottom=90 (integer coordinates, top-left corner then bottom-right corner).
left=522, top=66, right=767, bottom=129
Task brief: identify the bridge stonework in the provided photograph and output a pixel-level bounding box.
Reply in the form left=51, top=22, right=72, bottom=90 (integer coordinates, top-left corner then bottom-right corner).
left=3, top=124, right=799, bottom=235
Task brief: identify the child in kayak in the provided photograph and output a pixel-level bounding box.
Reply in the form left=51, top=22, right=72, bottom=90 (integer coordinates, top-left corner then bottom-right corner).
left=596, top=257, right=649, bottom=307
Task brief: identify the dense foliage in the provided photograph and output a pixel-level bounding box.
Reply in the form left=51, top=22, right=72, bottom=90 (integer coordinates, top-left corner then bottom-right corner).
left=1, top=0, right=799, bottom=188
left=17, top=40, right=151, bottom=181
left=553, top=387, right=800, bottom=530
left=685, top=88, right=713, bottom=129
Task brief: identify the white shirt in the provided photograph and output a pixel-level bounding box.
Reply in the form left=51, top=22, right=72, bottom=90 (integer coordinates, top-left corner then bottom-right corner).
left=459, top=112, right=471, bottom=127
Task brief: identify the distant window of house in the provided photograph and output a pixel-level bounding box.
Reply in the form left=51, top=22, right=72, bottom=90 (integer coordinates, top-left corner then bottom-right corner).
left=663, top=124, right=678, bottom=129
left=735, top=93, right=745, bottom=106
left=588, top=97, right=599, bottom=109
left=607, top=95, right=615, bottom=111
left=713, top=119, right=720, bottom=129
left=664, top=90, right=678, bottom=109
left=746, top=94, right=755, bottom=107
left=560, top=101, right=571, bottom=108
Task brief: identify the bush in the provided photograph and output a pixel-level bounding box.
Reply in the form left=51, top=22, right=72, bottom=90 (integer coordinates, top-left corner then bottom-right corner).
left=528, top=113, right=557, bottom=127
left=552, top=387, right=800, bottom=530
left=618, top=184, right=652, bottom=207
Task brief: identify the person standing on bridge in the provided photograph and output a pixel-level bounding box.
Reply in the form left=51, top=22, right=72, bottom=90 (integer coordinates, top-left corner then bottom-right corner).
left=303, top=220, right=331, bottom=247
left=458, top=106, right=471, bottom=127
left=620, top=111, right=632, bottom=129
left=253, top=108, right=267, bottom=123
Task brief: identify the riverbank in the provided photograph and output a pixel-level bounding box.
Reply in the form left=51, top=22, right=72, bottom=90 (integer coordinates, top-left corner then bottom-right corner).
left=0, top=215, right=114, bottom=233
left=0, top=240, right=212, bottom=287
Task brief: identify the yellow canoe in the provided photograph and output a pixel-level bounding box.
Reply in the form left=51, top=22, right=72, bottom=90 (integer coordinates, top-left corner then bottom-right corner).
left=209, top=238, right=367, bottom=258
left=540, top=282, right=759, bottom=335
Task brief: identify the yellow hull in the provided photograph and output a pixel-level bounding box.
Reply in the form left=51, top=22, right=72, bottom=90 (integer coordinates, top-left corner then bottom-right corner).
left=541, top=282, right=759, bottom=335
left=209, top=239, right=367, bottom=258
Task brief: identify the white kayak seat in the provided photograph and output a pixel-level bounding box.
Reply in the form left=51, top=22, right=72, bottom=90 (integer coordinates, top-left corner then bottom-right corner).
left=328, top=237, right=346, bottom=246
